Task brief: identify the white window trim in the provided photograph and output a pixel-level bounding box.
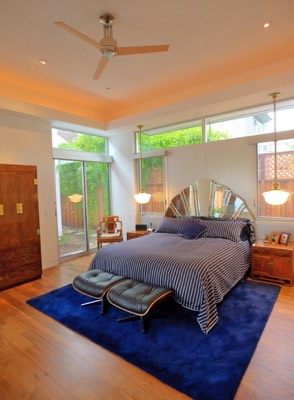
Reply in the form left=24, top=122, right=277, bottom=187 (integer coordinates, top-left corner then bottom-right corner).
left=134, top=150, right=167, bottom=216
left=133, top=149, right=166, bottom=160
left=247, top=129, right=294, bottom=145
left=53, top=148, right=113, bottom=163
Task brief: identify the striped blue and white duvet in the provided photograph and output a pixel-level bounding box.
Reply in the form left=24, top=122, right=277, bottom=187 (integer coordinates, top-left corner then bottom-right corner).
left=88, top=233, right=251, bottom=333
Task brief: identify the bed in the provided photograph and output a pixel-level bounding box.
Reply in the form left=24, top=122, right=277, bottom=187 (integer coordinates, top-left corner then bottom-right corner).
left=88, top=214, right=253, bottom=334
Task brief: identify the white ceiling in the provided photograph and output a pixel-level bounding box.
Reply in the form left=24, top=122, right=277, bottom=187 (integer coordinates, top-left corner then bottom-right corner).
left=1, top=0, right=294, bottom=134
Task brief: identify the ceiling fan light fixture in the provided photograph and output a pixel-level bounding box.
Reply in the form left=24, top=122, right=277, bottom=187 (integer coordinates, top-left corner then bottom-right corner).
left=100, top=46, right=117, bottom=59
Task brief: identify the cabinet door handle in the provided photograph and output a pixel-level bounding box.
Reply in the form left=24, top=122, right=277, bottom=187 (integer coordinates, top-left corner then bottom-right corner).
left=16, top=203, right=23, bottom=214
left=0, top=204, right=3, bottom=216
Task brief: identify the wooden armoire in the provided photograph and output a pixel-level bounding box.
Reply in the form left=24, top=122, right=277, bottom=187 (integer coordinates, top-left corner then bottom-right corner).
left=0, top=164, right=42, bottom=290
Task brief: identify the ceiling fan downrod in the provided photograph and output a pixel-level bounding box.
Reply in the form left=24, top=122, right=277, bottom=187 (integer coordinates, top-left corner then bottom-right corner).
left=99, top=13, right=117, bottom=58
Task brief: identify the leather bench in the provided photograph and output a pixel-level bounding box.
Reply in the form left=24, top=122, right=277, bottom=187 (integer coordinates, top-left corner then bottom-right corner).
left=107, top=279, right=173, bottom=333
left=72, top=269, right=126, bottom=315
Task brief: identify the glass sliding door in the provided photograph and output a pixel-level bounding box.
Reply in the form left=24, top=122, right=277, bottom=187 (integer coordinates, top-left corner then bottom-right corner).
left=85, top=161, right=110, bottom=251
left=55, top=159, right=110, bottom=258
left=55, top=160, right=86, bottom=257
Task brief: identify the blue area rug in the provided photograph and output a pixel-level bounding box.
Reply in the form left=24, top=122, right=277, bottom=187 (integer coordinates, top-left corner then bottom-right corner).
left=27, top=280, right=280, bottom=400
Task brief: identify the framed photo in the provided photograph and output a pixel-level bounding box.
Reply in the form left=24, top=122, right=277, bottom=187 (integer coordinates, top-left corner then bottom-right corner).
left=269, top=232, right=281, bottom=245
left=279, top=232, right=290, bottom=246
left=263, top=233, right=270, bottom=243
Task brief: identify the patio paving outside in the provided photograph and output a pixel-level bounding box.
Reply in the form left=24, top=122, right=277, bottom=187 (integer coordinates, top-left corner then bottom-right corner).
left=59, top=226, right=97, bottom=257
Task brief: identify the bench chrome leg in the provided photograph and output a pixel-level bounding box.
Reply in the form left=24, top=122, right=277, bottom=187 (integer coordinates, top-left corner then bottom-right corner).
left=81, top=298, right=106, bottom=315
left=81, top=299, right=102, bottom=306
left=117, top=315, right=146, bottom=334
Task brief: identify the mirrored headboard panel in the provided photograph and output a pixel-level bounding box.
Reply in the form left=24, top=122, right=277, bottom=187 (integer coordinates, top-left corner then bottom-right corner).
left=165, top=179, right=254, bottom=221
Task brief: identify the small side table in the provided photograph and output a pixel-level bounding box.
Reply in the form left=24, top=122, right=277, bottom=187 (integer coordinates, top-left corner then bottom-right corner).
left=251, top=240, right=294, bottom=286
left=127, top=230, right=150, bottom=240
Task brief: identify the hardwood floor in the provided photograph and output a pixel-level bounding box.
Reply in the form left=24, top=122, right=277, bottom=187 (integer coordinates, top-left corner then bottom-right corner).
left=0, top=254, right=294, bottom=400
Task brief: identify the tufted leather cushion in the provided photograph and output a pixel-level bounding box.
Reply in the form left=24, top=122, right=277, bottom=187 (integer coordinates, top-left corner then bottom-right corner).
left=72, top=269, right=126, bottom=299
left=107, top=279, right=173, bottom=316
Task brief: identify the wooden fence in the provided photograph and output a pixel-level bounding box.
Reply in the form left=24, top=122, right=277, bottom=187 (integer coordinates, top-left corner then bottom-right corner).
left=61, top=187, right=105, bottom=229
left=258, top=151, right=294, bottom=217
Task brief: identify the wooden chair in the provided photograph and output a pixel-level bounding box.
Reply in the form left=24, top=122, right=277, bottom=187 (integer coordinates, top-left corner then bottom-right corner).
left=97, top=215, right=123, bottom=249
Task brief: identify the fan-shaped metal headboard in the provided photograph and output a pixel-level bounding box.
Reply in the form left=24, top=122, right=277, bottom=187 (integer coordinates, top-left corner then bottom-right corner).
left=165, top=179, right=254, bottom=221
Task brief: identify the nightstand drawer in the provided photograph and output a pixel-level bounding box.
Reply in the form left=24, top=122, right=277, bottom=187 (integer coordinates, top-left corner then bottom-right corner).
left=252, top=247, right=271, bottom=256
left=271, top=249, right=291, bottom=258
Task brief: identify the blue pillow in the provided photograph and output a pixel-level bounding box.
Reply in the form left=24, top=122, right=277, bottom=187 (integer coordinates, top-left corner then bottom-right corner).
left=179, top=222, right=207, bottom=240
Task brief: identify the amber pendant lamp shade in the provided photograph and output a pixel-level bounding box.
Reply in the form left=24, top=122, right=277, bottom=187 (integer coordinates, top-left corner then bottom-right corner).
left=134, top=125, right=151, bottom=204
left=262, top=93, right=290, bottom=206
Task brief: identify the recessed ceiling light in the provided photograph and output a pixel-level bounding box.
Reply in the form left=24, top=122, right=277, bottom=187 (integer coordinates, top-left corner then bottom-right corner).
left=263, top=22, right=270, bottom=28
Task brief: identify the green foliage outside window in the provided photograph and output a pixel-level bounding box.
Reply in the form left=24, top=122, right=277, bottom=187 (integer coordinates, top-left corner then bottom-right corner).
left=58, top=133, right=107, bottom=153
left=57, top=133, right=110, bottom=227
left=140, top=126, right=202, bottom=151
left=140, top=126, right=231, bottom=151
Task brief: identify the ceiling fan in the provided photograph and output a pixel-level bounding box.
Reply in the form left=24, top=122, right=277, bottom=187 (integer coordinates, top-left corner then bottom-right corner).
left=55, top=13, right=169, bottom=80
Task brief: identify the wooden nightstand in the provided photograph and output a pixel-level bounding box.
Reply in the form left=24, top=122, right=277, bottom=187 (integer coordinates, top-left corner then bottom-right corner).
left=127, top=230, right=150, bottom=240
left=251, top=240, right=294, bottom=286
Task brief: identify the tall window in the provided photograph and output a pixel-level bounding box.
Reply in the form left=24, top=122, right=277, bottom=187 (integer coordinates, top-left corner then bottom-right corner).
left=52, top=128, right=110, bottom=257
left=257, top=139, right=294, bottom=218
left=55, top=160, right=110, bottom=257
left=137, top=155, right=165, bottom=214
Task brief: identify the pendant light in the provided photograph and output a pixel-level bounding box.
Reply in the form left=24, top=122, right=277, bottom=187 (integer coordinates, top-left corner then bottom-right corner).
left=134, top=125, right=151, bottom=204
left=262, top=92, right=290, bottom=205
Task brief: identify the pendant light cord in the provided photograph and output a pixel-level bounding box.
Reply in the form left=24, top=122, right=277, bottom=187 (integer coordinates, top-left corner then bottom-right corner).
left=137, top=124, right=144, bottom=192
left=273, top=94, right=277, bottom=185
left=269, top=92, right=280, bottom=188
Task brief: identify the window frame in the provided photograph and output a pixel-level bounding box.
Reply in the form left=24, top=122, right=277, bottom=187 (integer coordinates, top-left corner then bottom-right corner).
left=255, top=133, right=294, bottom=220
left=134, top=149, right=166, bottom=215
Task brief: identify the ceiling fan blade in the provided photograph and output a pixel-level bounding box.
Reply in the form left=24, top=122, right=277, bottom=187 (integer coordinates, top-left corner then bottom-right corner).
left=93, top=57, right=109, bottom=80
left=117, top=44, right=169, bottom=56
left=55, top=21, right=103, bottom=51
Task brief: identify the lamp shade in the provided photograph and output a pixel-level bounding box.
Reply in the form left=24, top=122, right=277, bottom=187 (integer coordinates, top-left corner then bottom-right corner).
left=134, top=191, right=152, bottom=204
left=262, top=187, right=290, bottom=205
left=68, top=194, right=83, bottom=203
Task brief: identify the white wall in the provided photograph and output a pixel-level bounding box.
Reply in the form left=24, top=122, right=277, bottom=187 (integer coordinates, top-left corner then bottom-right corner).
left=0, top=110, right=59, bottom=268
left=109, top=131, right=138, bottom=238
